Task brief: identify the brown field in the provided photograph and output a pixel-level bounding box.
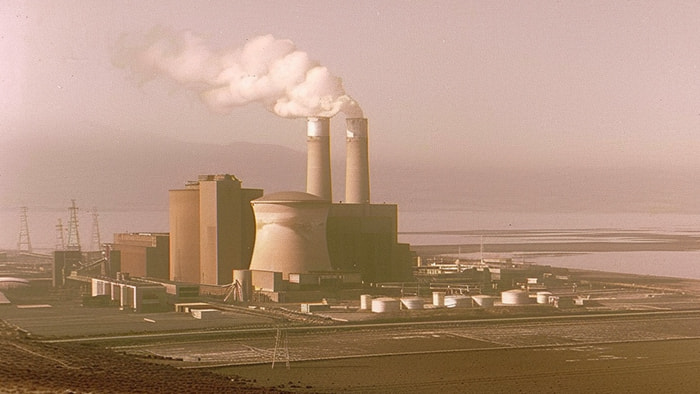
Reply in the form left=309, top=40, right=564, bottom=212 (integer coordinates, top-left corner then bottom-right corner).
left=227, top=339, right=700, bottom=393
left=0, top=320, right=285, bottom=393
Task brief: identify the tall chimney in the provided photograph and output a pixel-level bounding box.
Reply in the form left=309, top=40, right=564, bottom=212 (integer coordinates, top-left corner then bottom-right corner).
left=306, top=117, right=332, bottom=201
left=345, top=118, right=370, bottom=204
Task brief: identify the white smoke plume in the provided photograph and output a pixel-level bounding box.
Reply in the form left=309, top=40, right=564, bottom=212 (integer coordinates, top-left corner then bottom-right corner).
left=114, top=28, right=362, bottom=118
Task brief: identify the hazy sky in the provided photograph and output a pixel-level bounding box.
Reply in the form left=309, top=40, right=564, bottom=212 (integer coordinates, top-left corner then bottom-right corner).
left=2, top=1, right=700, bottom=171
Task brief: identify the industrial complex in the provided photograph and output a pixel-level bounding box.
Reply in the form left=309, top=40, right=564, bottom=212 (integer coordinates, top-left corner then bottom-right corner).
left=6, top=116, right=697, bottom=315
left=5, top=114, right=700, bottom=321
left=2, top=113, right=614, bottom=317
left=10, top=116, right=415, bottom=312
left=4, top=116, right=700, bottom=392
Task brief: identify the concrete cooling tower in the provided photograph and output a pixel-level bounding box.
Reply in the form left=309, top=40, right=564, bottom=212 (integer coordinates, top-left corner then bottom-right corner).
left=248, top=191, right=332, bottom=279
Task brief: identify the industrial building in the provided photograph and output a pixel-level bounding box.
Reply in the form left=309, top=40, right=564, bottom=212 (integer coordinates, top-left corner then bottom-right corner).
left=49, top=116, right=411, bottom=306
left=165, top=116, right=411, bottom=298
left=327, top=203, right=412, bottom=283
left=90, top=273, right=168, bottom=312
left=308, top=117, right=411, bottom=283
left=110, top=232, right=169, bottom=280
left=169, top=174, right=262, bottom=285
left=52, top=250, right=85, bottom=287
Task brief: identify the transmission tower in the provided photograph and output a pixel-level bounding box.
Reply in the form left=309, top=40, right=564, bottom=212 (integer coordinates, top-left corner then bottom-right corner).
left=90, top=208, right=102, bottom=251
left=17, top=206, right=32, bottom=253
left=65, top=200, right=81, bottom=251
left=55, top=218, right=66, bottom=251
left=271, top=328, right=290, bottom=369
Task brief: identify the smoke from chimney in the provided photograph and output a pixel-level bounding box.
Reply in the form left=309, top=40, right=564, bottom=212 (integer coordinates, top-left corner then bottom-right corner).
left=114, top=28, right=362, bottom=119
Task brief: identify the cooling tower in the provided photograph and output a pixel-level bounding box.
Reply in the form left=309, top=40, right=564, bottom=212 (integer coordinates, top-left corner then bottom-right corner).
left=306, top=117, right=332, bottom=201
left=345, top=118, right=370, bottom=204
left=248, top=192, right=332, bottom=279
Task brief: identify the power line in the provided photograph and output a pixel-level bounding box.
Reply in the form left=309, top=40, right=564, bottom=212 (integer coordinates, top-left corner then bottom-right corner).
left=271, top=327, right=290, bottom=369
left=55, top=218, right=66, bottom=251
left=66, top=200, right=81, bottom=251
left=90, top=208, right=101, bottom=251
left=17, top=206, right=32, bottom=253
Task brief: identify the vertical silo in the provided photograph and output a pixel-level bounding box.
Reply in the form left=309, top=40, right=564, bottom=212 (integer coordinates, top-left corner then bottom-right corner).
left=169, top=181, right=200, bottom=283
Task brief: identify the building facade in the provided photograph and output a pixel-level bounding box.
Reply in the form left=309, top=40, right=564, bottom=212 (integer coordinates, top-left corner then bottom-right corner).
left=169, top=174, right=263, bottom=285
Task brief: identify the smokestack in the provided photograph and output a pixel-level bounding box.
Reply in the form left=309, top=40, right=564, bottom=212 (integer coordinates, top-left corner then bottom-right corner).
left=306, top=117, right=332, bottom=201
left=345, top=118, right=370, bottom=204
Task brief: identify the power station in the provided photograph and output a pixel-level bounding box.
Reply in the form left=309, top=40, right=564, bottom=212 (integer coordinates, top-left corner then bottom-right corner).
left=161, top=116, right=411, bottom=301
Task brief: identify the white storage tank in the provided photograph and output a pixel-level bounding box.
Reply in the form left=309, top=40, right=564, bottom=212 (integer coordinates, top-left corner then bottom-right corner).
left=432, top=291, right=446, bottom=307
left=360, top=294, right=373, bottom=310
left=371, top=297, right=400, bottom=313
left=400, top=297, right=424, bottom=310
left=536, top=291, right=553, bottom=304
left=471, top=295, right=495, bottom=308
left=501, top=289, right=530, bottom=305
left=444, top=295, right=471, bottom=308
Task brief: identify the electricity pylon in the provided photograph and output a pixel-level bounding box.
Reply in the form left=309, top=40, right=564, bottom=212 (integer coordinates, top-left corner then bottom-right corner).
left=17, top=207, right=32, bottom=253
left=66, top=200, right=81, bottom=251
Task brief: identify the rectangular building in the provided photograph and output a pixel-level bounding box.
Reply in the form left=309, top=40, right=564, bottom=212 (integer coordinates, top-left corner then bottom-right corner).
left=111, top=233, right=170, bottom=280
left=170, top=174, right=262, bottom=285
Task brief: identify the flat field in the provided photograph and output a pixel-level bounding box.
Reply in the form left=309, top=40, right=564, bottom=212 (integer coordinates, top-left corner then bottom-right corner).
left=227, top=338, right=700, bottom=393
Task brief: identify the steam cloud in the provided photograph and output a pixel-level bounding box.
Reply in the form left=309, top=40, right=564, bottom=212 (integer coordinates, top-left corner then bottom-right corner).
left=114, top=28, right=362, bottom=118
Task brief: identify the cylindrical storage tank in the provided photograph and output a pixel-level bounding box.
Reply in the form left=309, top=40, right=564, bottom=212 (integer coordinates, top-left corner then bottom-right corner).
left=432, top=291, right=446, bottom=307
left=169, top=185, right=200, bottom=283
left=537, top=291, right=553, bottom=304
left=233, top=270, right=253, bottom=302
left=471, top=295, right=495, bottom=308
left=444, top=294, right=471, bottom=308
left=248, top=192, right=332, bottom=279
left=371, top=297, right=400, bottom=313
left=501, top=289, right=530, bottom=305
left=345, top=118, right=370, bottom=204
left=360, top=294, right=373, bottom=310
left=400, top=297, right=424, bottom=310
left=306, top=117, right=332, bottom=201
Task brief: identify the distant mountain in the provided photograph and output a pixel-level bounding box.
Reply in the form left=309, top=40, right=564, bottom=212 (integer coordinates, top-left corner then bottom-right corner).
left=0, top=122, right=306, bottom=211
left=2, top=121, right=698, bottom=215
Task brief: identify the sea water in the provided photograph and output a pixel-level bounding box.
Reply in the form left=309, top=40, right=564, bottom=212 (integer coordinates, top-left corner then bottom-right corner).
left=397, top=210, right=700, bottom=280
left=2, top=208, right=699, bottom=279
